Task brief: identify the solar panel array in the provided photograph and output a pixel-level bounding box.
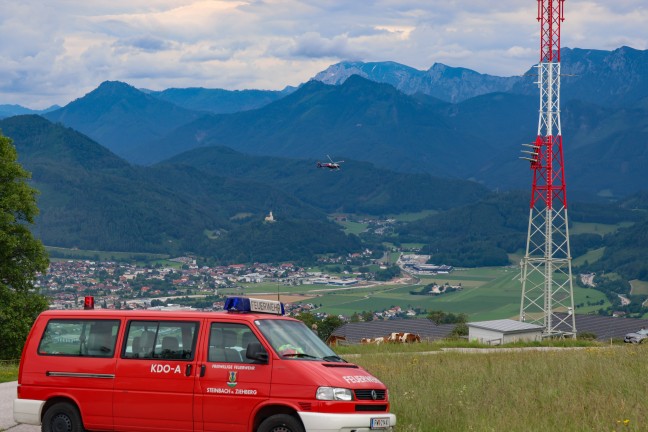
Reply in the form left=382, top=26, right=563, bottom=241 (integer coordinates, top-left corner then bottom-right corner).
left=331, top=314, right=648, bottom=344
left=555, top=313, right=648, bottom=341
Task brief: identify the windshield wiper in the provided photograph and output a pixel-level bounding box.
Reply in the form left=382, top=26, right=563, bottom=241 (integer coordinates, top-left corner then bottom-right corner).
left=281, top=352, right=320, bottom=359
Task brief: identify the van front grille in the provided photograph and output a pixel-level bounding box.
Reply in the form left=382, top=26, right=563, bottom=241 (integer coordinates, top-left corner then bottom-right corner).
left=354, top=389, right=386, bottom=400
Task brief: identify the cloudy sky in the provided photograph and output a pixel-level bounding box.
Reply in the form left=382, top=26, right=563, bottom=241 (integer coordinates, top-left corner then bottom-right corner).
left=1, top=0, right=646, bottom=108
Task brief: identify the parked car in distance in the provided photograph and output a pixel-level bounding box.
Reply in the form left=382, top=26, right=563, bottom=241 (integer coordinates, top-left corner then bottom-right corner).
left=623, top=328, right=648, bottom=343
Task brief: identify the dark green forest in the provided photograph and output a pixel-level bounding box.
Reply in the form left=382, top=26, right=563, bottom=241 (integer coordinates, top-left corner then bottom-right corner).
left=2, top=115, right=648, bottom=279
left=396, top=190, right=648, bottom=279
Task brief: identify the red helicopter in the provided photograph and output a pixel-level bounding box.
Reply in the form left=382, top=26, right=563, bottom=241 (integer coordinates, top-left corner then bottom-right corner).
left=316, top=155, right=344, bottom=170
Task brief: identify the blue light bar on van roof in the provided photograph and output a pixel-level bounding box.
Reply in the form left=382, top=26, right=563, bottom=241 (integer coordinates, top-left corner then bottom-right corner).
left=224, top=296, right=285, bottom=315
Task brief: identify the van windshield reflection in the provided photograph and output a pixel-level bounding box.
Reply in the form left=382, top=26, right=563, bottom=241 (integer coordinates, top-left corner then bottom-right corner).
left=255, top=319, right=344, bottom=362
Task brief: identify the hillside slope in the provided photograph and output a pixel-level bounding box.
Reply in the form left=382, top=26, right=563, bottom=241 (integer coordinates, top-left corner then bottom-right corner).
left=43, top=81, right=202, bottom=158
left=162, top=146, right=490, bottom=214
left=1, top=115, right=357, bottom=260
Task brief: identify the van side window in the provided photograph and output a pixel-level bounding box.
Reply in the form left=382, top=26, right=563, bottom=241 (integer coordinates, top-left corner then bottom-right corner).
left=208, top=323, right=262, bottom=363
left=123, top=321, right=198, bottom=360
left=38, top=320, right=119, bottom=358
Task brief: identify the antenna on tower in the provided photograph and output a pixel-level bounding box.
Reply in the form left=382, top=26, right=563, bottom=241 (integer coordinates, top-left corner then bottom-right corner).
left=519, top=0, right=576, bottom=338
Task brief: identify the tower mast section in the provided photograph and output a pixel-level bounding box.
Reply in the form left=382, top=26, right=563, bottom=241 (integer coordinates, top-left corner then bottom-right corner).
left=519, top=0, right=576, bottom=337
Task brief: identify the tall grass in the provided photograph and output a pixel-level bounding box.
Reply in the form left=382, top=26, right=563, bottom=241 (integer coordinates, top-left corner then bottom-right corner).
left=344, top=345, right=647, bottom=431
left=4, top=344, right=644, bottom=430
left=0, top=360, right=19, bottom=383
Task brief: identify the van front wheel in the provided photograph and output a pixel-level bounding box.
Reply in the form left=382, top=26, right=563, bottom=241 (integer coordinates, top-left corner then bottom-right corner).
left=257, top=414, right=305, bottom=432
left=42, top=402, right=85, bottom=432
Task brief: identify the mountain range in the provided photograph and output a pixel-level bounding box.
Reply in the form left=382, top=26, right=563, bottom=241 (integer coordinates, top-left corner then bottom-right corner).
left=144, top=86, right=295, bottom=114
left=0, top=114, right=488, bottom=260
left=2, top=45, right=648, bottom=272
left=0, top=104, right=60, bottom=118
left=314, top=47, right=648, bottom=107
left=5, top=115, right=648, bottom=279
left=2, top=46, right=637, bottom=199
left=2, top=112, right=648, bottom=279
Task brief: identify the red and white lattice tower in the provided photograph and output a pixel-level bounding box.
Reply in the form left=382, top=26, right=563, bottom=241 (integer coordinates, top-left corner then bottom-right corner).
left=519, top=0, right=576, bottom=337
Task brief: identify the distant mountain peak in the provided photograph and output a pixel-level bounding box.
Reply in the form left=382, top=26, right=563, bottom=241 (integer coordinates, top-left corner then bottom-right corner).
left=313, top=61, right=423, bottom=86
left=312, top=60, right=519, bottom=102
left=97, top=80, right=133, bottom=89
left=43, top=80, right=201, bottom=158
left=89, top=80, right=145, bottom=99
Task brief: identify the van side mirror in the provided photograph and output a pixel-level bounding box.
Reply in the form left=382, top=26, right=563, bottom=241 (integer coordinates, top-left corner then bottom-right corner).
left=245, top=341, right=268, bottom=364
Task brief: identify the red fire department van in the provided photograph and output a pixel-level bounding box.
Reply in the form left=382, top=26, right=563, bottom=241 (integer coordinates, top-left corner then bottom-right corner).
left=13, top=296, right=396, bottom=432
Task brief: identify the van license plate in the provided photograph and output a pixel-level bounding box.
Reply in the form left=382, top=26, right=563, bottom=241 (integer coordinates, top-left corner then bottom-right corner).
left=370, top=417, right=390, bottom=429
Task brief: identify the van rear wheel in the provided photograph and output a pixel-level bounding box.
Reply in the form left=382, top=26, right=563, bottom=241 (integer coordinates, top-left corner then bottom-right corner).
left=257, top=414, right=305, bottom=432
left=42, top=402, right=85, bottom=432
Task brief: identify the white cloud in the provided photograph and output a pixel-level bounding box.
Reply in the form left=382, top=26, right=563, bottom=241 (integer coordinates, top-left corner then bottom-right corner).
left=0, top=0, right=646, bottom=108
left=286, top=32, right=365, bottom=59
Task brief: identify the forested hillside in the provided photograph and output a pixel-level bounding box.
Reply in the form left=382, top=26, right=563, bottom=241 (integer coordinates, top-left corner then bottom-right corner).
left=397, top=191, right=644, bottom=268
left=0, top=115, right=350, bottom=260
left=43, top=81, right=202, bottom=158
left=162, top=146, right=489, bottom=214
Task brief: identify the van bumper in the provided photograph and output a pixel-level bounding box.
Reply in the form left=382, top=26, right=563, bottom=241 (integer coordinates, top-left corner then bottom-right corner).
left=298, top=412, right=396, bottom=432
left=13, top=399, right=44, bottom=425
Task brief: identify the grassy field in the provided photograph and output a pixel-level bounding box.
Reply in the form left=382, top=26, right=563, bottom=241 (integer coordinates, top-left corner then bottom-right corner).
left=339, top=343, right=647, bottom=431
left=6, top=344, right=642, bottom=431
left=335, top=211, right=438, bottom=235
left=570, top=221, right=634, bottom=236
left=310, top=268, right=609, bottom=320
left=220, top=266, right=611, bottom=320
left=389, top=210, right=438, bottom=222
left=0, top=360, right=18, bottom=383
left=630, top=279, right=648, bottom=296
left=46, top=246, right=169, bottom=262
left=338, top=220, right=369, bottom=235
left=573, top=246, right=606, bottom=267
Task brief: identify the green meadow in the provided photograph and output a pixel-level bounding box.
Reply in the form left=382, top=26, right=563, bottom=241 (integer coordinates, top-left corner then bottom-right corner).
left=5, top=341, right=643, bottom=431
left=232, top=267, right=609, bottom=320
left=630, top=279, right=648, bottom=296
left=46, top=246, right=170, bottom=263
left=0, top=360, right=18, bottom=383
left=569, top=221, right=634, bottom=236
left=338, top=220, right=369, bottom=235
left=341, top=343, right=647, bottom=432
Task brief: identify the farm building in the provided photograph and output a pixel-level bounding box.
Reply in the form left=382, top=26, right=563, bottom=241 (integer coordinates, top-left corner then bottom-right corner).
left=468, top=319, right=543, bottom=345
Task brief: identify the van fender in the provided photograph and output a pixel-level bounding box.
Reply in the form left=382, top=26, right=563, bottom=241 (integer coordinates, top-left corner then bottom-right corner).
left=250, top=400, right=304, bottom=432
left=41, top=393, right=85, bottom=424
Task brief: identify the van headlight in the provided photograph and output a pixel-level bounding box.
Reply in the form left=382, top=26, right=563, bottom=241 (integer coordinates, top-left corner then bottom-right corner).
left=316, top=387, right=353, bottom=401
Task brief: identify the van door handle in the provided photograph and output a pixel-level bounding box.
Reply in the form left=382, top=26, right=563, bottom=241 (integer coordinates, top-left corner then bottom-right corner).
left=200, top=364, right=206, bottom=377
left=185, top=364, right=192, bottom=377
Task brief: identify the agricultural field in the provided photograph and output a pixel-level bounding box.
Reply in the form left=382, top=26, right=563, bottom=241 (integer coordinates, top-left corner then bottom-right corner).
left=338, top=220, right=369, bottom=235
left=46, top=246, right=169, bottom=263
left=570, top=221, right=634, bottom=236
left=630, top=279, right=648, bottom=296
left=388, top=210, right=438, bottom=222
left=573, top=246, right=606, bottom=267
left=224, top=267, right=610, bottom=321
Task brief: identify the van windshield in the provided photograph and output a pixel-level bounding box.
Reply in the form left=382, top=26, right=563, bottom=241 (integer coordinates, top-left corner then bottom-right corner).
left=255, top=319, right=344, bottom=362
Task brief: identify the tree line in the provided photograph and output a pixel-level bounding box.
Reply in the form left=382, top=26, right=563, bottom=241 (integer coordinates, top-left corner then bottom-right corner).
left=0, top=132, right=49, bottom=359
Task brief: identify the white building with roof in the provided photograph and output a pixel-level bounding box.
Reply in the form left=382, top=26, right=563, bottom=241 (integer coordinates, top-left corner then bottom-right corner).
left=468, top=319, right=543, bottom=345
